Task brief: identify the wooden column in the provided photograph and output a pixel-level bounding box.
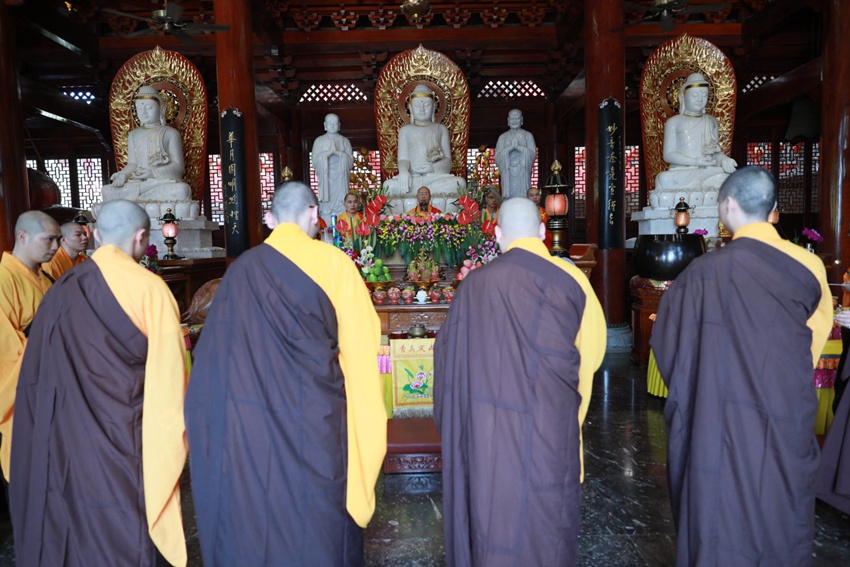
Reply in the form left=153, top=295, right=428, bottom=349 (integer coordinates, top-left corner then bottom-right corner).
left=584, top=0, right=627, bottom=325
left=0, top=2, right=27, bottom=250
left=214, top=0, right=263, bottom=249
left=819, top=0, right=850, bottom=273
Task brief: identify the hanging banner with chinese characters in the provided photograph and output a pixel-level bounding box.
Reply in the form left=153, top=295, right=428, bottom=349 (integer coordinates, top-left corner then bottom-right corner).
left=390, top=338, right=435, bottom=417
left=220, top=108, right=249, bottom=258
left=597, top=98, right=625, bottom=249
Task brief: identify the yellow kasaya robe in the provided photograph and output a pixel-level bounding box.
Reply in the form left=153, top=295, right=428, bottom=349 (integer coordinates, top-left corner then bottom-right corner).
left=0, top=252, right=52, bottom=481
left=480, top=208, right=498, bottom=224
left=337, top=211, right=364, bottom=238
left=42, top=245, right=85, bottom=281
left=406, top=204, right=442, bottom=216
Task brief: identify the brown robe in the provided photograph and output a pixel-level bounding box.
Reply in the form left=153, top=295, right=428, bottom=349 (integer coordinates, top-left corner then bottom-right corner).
left=816, top=360, right=850, bottom=514
left=652, top=230, right=831, bottom=567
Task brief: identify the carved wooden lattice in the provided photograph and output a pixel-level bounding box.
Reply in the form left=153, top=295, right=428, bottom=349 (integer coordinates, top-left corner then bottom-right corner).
left=477, top=80, right=546, bottom=99
left=299, top=83, right=368, bottom=103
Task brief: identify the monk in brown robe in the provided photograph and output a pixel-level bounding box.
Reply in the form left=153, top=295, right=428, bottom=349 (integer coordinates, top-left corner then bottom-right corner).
left=185, top=181, right=386, bottom=566
left=652, top=167, right=833, bottom=566
left=434, top=197, right=606, bottom=566
left=11, top=200, right=189, bottom=566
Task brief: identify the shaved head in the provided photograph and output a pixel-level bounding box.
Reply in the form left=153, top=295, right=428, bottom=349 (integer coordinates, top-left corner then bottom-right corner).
left=15, top=211, right=58, bottom=237
left=496, top=198, right=544, bottom=250
left=96, top=200, right=150, bottom=246
left=270, top=181, right=318, bottom=223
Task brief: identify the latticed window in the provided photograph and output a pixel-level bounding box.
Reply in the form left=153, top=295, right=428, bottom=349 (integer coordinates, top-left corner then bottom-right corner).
left=477, top=80, right=546, bottom=99
left=76, top=158, right=103, bottom=211
left=41, top=159, right=73, bottom=207
left=746, top=142, right=772, bottom=169
left=299, top=83, right=368, bottom=103
left=810, top=143, right=820, bottom=212
left=466, top=147, right=539, bottom=191
left=741, top=75, right=776, bottom=94
left=777, top=142, right=806, bottom=214
left=574, top=147, right=586, bottom=220
left=208, top=154, right=224, bottom=223
left=625, top=145, right=642, bottom=213
left=64, top=90, right=96, bottom=104
left=259, top=152, right=276, bottom=215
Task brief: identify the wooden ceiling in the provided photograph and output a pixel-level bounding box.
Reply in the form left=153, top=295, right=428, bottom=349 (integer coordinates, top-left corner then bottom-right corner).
left=12, top=0, right=825, bottom=145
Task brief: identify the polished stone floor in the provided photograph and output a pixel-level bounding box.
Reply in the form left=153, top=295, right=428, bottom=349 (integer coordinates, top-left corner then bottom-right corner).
left=0, top=353, right=848, bottom=565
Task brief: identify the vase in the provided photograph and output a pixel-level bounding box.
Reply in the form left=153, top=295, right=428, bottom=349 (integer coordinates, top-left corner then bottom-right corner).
left=633, top=234, right=706, bottom=281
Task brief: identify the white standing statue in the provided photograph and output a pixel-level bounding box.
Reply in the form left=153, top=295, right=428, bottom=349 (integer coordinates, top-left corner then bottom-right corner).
left=383, top=83, right=465, bottom=196
left=654, top=72, right=737, bottom=206
left=101, top=85, right=192, bottom=203
left=312, top=113, right=354, bottom=219
left=495, top=109, right=536, bottom=200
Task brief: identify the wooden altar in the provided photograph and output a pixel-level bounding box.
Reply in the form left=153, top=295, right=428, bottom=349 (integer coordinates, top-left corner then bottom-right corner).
left=375, top=302, right=449, bottom=336
left=159, top=257, right=227, bottom=314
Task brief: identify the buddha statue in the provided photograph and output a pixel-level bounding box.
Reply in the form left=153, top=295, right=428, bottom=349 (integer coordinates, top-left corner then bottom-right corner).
left=383, top=83, right=466, bottom=196
left=653, top=73, right=737, bottom=207
left=313, top=113, right=354, bottom=219
left=101, top=85, right=192, bottom=203
left=495, top=109, right=536, bottom=200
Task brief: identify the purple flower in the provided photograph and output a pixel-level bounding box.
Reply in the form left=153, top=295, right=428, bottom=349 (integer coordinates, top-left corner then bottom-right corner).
left=145, top=244, right=158, bottom=258
left=693, top=229, right=708, bottom=236
left=802, top=228, right=824, bottom=243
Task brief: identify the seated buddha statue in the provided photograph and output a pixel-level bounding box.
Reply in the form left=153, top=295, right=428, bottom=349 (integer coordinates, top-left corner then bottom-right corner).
left=383, top=83, right=466, bottom=196
left=101, top=85, right=192, bottom=203
left=654, top=73, right=737, bottom=197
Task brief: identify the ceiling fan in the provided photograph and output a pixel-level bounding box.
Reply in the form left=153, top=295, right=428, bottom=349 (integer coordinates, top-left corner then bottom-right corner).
left=102, top=1, right=229, bottom=43
left=621, top=0, right=731, bottom=32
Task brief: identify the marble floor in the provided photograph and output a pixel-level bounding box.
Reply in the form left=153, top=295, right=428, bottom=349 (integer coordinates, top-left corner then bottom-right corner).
left=0, top=353, right=848, bottom=565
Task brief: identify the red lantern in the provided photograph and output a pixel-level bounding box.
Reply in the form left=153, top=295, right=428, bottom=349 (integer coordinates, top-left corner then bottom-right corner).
left=162, top=221, right=178, bottom=238
left=545, top=193, right=568, bottom=217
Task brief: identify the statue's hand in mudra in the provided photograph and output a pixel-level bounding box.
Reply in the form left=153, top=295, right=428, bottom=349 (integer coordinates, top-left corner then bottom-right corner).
left=412, top=163, right=435, bottom=174
left=719, top=155, right=737, bottom=173
left=110, top=171, right=129, bottom=188
left=132, top=166, right=154, bottom=181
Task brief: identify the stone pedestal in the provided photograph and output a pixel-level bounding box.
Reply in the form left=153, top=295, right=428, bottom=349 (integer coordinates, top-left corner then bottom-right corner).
left=150, top=216, right=224, bottom=259
left=631, top=205, right=719, bottom=237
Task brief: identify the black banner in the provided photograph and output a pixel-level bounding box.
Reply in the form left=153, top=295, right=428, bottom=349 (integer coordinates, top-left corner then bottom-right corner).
left=597, top=98, right=624, bottom=249
left=220, top=108, right=250, bottom=258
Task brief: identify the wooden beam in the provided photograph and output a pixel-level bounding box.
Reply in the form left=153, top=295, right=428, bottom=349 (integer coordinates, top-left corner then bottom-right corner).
left=19, top=76, right=111, bottom=150
left=737, top=57, right=822, bottom=117
left=16, top=1, right=98, bottom=63
left=742, top=0, right=823, bottom=41
left=624, top=22, right=743, bottom=46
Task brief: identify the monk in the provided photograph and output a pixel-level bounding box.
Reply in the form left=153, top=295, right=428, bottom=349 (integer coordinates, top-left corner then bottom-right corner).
left=10, top=199, right=189, bottom=567
left=405, top=186, right=442, bottom=216
left=337, top=192, right=364, bottom=239
left=434, top=197, right=606, bottom=566
left=0, top=211, right=60, bottom=482
left=185, top=181, right=386, bottom=565
left=42, top=221, right=88, bottom=281
left=651, top=167, right=832, bottom=566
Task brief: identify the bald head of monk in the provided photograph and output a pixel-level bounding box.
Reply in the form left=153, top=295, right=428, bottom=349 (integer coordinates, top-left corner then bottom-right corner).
left=60, top=222, right=89, bottom=258
left=495, top=197, right=546, bottom=252
left=94, top=199, right=151, bottom=262
left=13, top=211, right=61, bottom=272
left=265, top=181, right=320, bottom=239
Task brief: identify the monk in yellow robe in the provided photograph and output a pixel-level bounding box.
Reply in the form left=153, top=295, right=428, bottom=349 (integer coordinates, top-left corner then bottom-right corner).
left=42, top=221, right=88, bottom=281
left=0, top=210, right=60, bottom=482
left=11, top=200, right=189, bottom=566
left=337, top=192, right=364, bottom=239
left=406, top=186, right=442, bottom=216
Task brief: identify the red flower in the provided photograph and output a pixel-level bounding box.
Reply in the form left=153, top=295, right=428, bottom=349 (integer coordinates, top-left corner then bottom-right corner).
left=457, top=210, right=473, bottom=225
left=355, top=221, right=372, bottom=237
left=336, top=219, right=350, bottom=234
left=458, top=196, right=479, bottom=214
left=366, top=211, right=380, bottom=226
left=481, top=220, right=496, bottom=235
left=369, top=195, right=388, bottom=210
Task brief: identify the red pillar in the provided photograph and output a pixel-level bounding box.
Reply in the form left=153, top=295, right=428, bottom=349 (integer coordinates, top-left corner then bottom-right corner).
left=214, top=0, right=263, bottom=249
left=584, top=0, right=627, bottom=326
left=0, top=2, right=28, bottom=250
left=819, top=0, right=850, bottom=275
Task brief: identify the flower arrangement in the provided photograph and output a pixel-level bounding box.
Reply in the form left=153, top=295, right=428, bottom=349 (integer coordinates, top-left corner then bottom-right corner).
left=796, top=227, right=823, bottom=244
left=140, top=244, right=160, bottom=273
